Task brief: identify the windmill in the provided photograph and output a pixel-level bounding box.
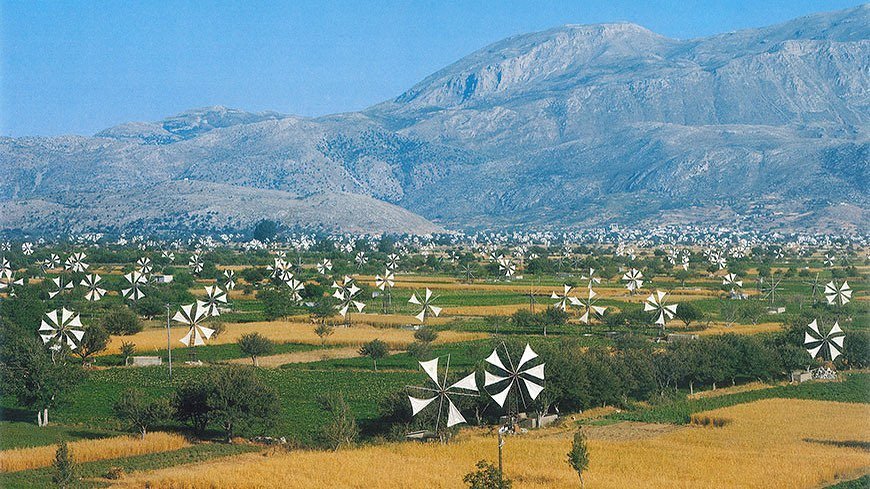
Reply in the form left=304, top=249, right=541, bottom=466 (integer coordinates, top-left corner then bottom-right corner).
left=497, top=256, right=516, bottom=279
left=644, top=290, right=678, bottom=331
left=316, top=258, right=333, bottom=275
left=41, top=253, right=60, bottom=272
left=0, top=268, right=24, bottom=296
left=576, top=288, right=607, bottom=325
left=409, top=288, right=441, bottom=324
left=761, top=277, right=783, bottom=305
left=21, top=242, right=34, bottom=255
left=484, top=343, right=545, bottom=415
left=48, top=276, right=74, bottom=299
left=551, top=284, right=578, bottom=312
left=64, top=252, right=88, bottom=273
left=824, top=281, right=852, bottom=307
left=161, top=250, right=176, bottom=262
left=81, top=273, right=106, bottom=301
left=122, top=271, right=147, bottom=302
left=201, top=285, right=227, bottom=317
left=354, top=251, right=368, bottom=270
left=524, top=283, right=540, bottom=313
left=39, top=308, right=84, bottom=351
left=823, top=253, right=836, bottom=267
left=173, top=302, right=215, bottom=350
left=189, top=251, right=204, bottom=275
left=804, top=319, right=845, bottom=362
left=332, top=276, right=365, bottom=325
left=223, top=270, right=236, bottom=290
left=386, top=253, right=400, bottom=271
left=723, top=273, right=743, bottom=298
left=580, top=268, right=601, bottom=289
left=375, top=268, right=395, bottom=313
left=804, top=272, right=824, bottom=303
left=286, top=278, right=305, bottom=303
left=406, top=356, right=478, bottom=437
left=136, top=257, right=153, bottom=276
left=460, top=263, right=476, bottom=283
left=268, top=257, right=293, bottom=282
left=621, top=268, right=644, bottom=294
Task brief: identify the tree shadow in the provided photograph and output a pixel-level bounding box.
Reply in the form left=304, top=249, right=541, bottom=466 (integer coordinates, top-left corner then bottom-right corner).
left=804, top=438, right=870, bottom=451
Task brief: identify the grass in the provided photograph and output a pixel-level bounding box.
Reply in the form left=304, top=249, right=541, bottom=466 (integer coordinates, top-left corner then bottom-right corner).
left=0, top=442, right=258, bottom=488
left=0, top=432, right=189, bottom=472
left=0, top=421, right=120, bottom=450
left=114, top=398, right=870, bottom=488
left=95, top=341, right=323, bottom=366
left=826, top=475, right=870, bottom=488
left=4, top=365, right=418, bottom=447
left=612, top=373, right=870, bottom=425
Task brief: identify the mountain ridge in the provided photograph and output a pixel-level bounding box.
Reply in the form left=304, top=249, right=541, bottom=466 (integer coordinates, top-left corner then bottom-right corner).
left=2, top=5, right=867, bottom=235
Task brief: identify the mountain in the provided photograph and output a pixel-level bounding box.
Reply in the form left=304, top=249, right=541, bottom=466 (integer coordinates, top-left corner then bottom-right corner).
left=1, top=5, right=867, bottom=235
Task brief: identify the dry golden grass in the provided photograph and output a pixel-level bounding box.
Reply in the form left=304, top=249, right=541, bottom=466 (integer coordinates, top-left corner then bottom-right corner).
left=447, top=304, right=530, bottom=316
left=688, top=380, right=784, bottom=400
left=115, top=399, right=870, bottom=488
left=103, top=320, right=483, bottom=354
left=697, top=321, right=783, bottom=336
left=225, top=346, right=362, bottom=367
left=0, top=432, right=188, bottom=473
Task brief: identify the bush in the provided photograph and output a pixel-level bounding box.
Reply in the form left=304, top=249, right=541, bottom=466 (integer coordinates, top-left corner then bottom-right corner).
left=52, top=440, right=76, bottom=487
left=464, top=460, right=510, bottom=489
left=113, top=388, right=173, bottom=439
left=237, top=333, right=274, bottom=367
left=318, top=392, right=359, bottom=450
left=101, top=307, right=142, bottom=335
left=359, top=339, right=389, bottom=371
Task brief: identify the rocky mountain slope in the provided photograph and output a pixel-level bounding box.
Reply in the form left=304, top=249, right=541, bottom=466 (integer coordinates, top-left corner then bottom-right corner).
left=1, top=5, right=867, bottom=234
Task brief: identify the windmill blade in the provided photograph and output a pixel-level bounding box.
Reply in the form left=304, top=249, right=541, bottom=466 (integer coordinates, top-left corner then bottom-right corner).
left=808, top=319, right=821, bottom=335
left=521, top=363, right=545, bottom=380
left=807, top=343, right=823, bottom=359
left=830, top=322, right=844, bottom=336
left=829, top=342, right=842, bottom=361
left=485, top=349, right=508, bottom=372
left=419, top=358, right=440, bottom=385
left=408, top=395, right=437, bottom=416
left=449, top=372, right=478, bottom=392
left=803, top=331, right=818, bottom=345
left=831, top=335, right=845, bottom=348
left=517, top=344, right=538, bottom=370
left=429, top=305, right=442, bottom=317
left=521, top=378, right=544, bottom=400
left=414, top=309, right=426, bottom=323
left=446, top=399, right=467, bottom=427
left=180, top=328, right=194, bottom=346
left=490, top=382, right=513, bottom=408
left=484, top=370, right=508, bottom=387
left=408, top=294, right=422, bottom=305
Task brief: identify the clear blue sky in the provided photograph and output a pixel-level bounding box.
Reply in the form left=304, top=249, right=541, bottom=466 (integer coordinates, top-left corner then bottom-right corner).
left=1, top=0, right=862, bottom=136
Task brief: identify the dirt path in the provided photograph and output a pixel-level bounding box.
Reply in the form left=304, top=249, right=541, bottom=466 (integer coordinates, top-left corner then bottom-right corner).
left=226, top=346, right=363, bottom=368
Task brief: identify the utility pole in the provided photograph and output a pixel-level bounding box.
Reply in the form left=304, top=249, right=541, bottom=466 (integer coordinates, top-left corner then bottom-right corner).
left=497, top=425, right=506, bottom=489
left=165, top=303, right=172, bottom=379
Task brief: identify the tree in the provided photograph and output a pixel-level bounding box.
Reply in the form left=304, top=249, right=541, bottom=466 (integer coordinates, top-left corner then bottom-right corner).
left=237, top=333, right=273, bottom=367
left=413, top=327, right=438, bottom=345
left=675, top=302, right=704, bottom=329
left=674, top=269, right=692, bottom=287
left=120, top=341, right=136, bottom=366
left=173, top=381, right=211, bottom=434
left=318, top=392, right=359, bottom=450
left=52, top=440, right=76, bottom=488
left=464, top=460, right=511, bottom=489
left=113, top=388, right=172, bottom=439
left=359, top=339, right=389, bottom=371
left=310, top=298, right=337, bottom=325
left=101, top=306, right=142, bottom=335
left=74, top=324, right=110, bottom=365
left=314, top=323, right=334, bottom=346
left=205, top=367, right=280, bottom=442
left=567, top=430, right=590, bottom=488
left=257, top=288, right=293, bottom=320
left=0, top=334, right=83, bottom=426
left=252, top=219, right=278, bottom=242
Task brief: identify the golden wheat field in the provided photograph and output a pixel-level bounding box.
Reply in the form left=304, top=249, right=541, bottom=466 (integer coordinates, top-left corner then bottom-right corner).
left=696, top=321, right=784, bottom=336
left=0, top=432, right=188, bottom=473
left=102, top=319, right=483, bottom=354
left=114, top=399, right=870, bottom=488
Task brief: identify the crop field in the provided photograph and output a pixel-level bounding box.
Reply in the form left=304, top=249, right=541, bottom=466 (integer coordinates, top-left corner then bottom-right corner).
left=0, top=239, right=867, bottom=487
left=114, top=398, right=870, bottom=488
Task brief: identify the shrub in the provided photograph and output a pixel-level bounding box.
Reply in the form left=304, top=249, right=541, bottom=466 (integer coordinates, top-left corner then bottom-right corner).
left=113, top=388, right=173, bottom=439
left=359, top=339, right=389, bottom=371
left=237, top=332, right=274, bottom=367
left=318, top=392, right=359, bottom=450
left=101, top=307, right=142, bottom=335
left=52, top=441, right=75, bottom=488
left=464, top=460, right=510, bottom=489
